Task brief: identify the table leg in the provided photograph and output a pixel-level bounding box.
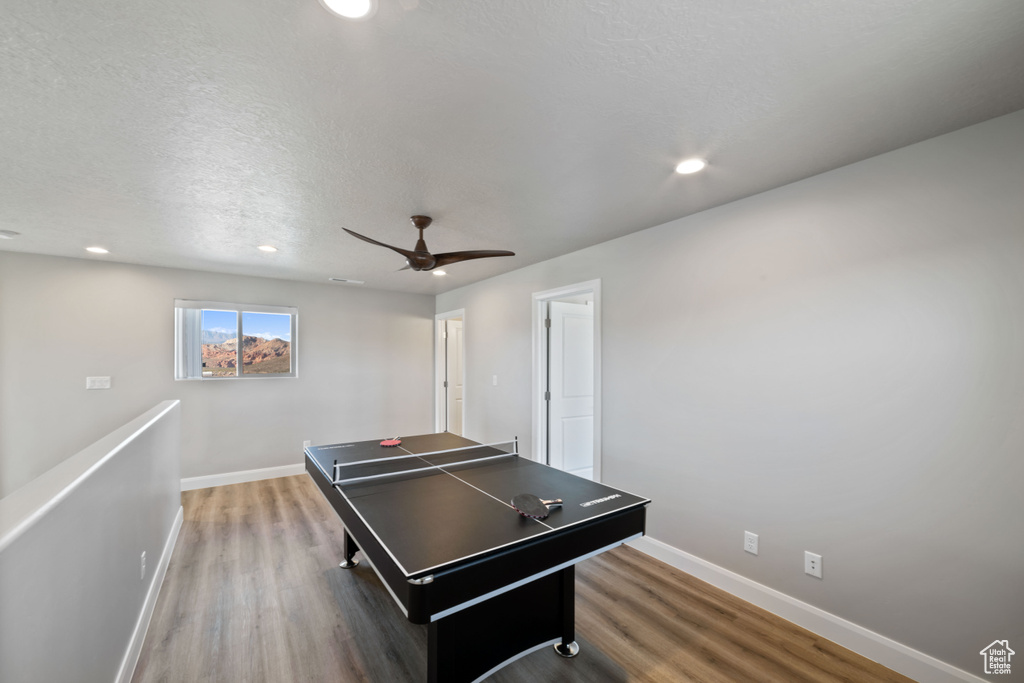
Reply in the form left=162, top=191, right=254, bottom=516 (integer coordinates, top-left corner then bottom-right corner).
left=426, top=567, right=570, bottom=681
left=554, top=565, right=579, bottom=657
left=339, top=528, right=360, bottom=568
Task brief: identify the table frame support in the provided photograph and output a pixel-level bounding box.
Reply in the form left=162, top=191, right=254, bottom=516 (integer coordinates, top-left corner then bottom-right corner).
left=426, top=565, right=577, bottom=683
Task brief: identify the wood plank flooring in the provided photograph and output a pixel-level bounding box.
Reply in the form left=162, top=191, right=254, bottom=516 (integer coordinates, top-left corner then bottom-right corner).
left=132, top=475, right=916, bottom=682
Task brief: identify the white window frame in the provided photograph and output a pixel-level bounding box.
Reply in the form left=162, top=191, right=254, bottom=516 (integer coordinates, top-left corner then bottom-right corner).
left=174, top=299, right=298, bottom=380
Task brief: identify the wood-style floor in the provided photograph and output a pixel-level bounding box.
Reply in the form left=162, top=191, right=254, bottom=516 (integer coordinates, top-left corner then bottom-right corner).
left=132, top=475, right=916, bottom=682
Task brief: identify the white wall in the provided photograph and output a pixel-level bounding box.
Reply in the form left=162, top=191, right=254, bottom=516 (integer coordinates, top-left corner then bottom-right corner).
left=436, top=110, right=1024, bottom=676
left=0, top=400, right=181, bottom=683
left=0, top=255, right=435, bottom=497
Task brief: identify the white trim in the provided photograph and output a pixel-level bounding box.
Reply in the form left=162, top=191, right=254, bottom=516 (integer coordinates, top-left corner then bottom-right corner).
left=524, top=449, right=651, bottom=504
left=172, top=299, right=298, bottom=380
left=333, top=452, right=515, bottom=485
left=309, top=446, right=532, bottom=578
left=173, top=299, right=298, bottom=315
left=471, top=638, right=561, bottom=683
left=180, top=463, right=305, bottom=491
left=348, top=531, right=411, bottom=619
left=531, top=280, right=602, bottom=481
left=307, top=453, right=415, bottom=577
left=371, top=475, right=642, bottom=578
left=421, top=456, right=555, bottom=533
left=361, top=550, right=409, bottom=618
left=330, top=439, right=518, bottom=470
left=0, top=401, right=180, bottom=553
left=307, top=446, right=648, bottom=579
left=628, top=536, right=986, bottom=683
left=304, top=467, right=412, bottom=618
left=434, top=309, right=466, bottom=433
left=431, top=535, right=639, bottom=621
left=117, top=505, right=184, bottom=683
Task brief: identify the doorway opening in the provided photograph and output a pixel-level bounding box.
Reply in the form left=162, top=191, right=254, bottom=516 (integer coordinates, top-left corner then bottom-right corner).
left=435, top=310, right=465, bottom=435
left=532, top=281, right=601, bottom=480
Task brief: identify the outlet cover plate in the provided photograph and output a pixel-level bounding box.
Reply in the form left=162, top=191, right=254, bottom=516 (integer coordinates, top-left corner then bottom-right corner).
left=805, top=551, right=822, bottom=578
left=744, top=531, right=758, bottom=555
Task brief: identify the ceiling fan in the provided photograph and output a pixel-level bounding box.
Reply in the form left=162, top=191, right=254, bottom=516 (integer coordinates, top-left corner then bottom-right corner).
left=343, top=215, right=515, bottom=272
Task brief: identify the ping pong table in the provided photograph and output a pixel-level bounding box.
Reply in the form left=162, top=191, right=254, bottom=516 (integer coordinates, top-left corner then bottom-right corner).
left=305, top=432, right=649, bottom=683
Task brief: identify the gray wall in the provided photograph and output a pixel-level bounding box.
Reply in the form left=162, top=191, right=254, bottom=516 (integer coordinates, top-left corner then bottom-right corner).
left=0, top=400, right=180, bottom=683
left=0, top=254, right=435, bottom=497
left=436, top=110, right=1024, bottom=674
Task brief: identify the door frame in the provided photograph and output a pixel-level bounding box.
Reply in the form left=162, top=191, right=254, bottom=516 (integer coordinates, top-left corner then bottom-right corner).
left=435, top=309, right=466, bottom=433
left=532, top=280, right=602, bottom=480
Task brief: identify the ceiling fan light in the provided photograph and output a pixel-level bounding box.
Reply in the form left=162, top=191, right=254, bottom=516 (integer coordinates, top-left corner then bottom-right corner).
left=319, top=0, right=376, bottom=19
left=675, top=158, right=707, bottom=174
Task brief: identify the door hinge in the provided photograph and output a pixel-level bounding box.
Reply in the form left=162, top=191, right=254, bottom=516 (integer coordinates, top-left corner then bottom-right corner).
left=444, top=380, right=448, bottom=388
left=545, top=318, right=551, bottom=328
left=544, top=391, right=551, bottom=401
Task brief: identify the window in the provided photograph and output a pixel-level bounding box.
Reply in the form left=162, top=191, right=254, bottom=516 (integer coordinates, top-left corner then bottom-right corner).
left=174, top=300, right=297, bottom=379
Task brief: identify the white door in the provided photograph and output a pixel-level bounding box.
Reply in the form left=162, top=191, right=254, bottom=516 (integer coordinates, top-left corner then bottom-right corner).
left=547, top=302, right=594, bottom=479
left=445, top=319, right=464, bottom=435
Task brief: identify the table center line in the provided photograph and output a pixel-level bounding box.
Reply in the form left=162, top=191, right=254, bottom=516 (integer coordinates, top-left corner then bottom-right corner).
left=412, top=454, right=556, bottom=531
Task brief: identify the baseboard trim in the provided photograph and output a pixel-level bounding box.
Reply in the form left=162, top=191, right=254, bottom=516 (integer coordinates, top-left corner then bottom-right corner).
left=628, top=536, right=984, bottom=683
left=181, top=463, right=305, bottom=491
left=116, top=505, right=183, bottom=683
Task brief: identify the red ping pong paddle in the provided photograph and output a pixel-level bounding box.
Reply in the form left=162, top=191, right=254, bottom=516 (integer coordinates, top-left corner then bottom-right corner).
left=511, top=493, right=563, bottom=519
left=380, top=437, right=402, bottom=447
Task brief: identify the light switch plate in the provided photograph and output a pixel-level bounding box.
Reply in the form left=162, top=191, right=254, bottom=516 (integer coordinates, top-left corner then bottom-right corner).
left=86, top=376, right=111, bottom=390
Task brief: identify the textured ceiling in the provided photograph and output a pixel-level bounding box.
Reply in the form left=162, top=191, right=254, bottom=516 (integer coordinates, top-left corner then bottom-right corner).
left=2, top=0, right=1023, bottom=295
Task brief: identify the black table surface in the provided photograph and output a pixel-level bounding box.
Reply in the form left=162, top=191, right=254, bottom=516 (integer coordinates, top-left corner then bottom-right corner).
left=306, top=433, right=649, bottom=578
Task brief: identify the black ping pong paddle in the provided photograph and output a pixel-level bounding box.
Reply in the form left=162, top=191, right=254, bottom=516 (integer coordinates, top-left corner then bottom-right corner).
left=511, top=493, right=563, bottom=519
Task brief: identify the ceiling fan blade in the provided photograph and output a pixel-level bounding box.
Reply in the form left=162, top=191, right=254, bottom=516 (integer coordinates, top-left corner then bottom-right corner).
left=432, top=250, right=515, bottom=268
left=343, top=228, right=418, bottom=260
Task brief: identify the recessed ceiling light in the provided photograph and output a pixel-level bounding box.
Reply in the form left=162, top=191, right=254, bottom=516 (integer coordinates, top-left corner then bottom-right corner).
left=318, top=0, right=376, bottom=19
left=0, top=230, right=20, bottom=239
left=675, top=158, right=707, bottom=175
left=433, top=270, right=447, bottom=277
left=257, top=245, right=278, bottom=252
left=86, top=246, right=109, bottom=254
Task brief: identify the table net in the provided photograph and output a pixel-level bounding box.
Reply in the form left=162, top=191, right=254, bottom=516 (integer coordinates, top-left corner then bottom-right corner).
left=331, top=439, right=518, bottom=485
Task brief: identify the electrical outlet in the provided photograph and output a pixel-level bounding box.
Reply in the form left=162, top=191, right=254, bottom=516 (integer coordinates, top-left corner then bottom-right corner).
left=141, top=551, right=146, bottom=580
left=744, top=531, right=758, bottom=555
left=804, top=551, right=822, bottom=578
